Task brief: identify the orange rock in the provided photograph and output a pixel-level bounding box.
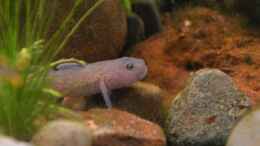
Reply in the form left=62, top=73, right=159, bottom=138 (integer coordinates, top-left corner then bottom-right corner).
left=81, top=108, right=166, bottom=146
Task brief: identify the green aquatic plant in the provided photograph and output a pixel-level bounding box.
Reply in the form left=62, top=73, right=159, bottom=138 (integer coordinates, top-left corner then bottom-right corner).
left=0, top=0, right=104, bottom=140
left=121, top=0, right=134, bottom=15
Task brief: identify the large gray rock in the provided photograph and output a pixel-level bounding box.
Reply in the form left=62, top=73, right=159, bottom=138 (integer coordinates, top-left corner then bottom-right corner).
left=166, top=69, right=251, bottom=146
left=227, top=108, right=260, bottom=146
left=32, top=120, right=92, bottom=146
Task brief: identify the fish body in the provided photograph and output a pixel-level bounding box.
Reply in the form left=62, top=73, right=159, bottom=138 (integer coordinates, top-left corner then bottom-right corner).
left=48, top=57, right=148, bottom=108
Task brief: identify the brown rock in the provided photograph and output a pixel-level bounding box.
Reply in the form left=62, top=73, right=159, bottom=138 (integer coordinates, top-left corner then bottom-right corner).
left=81, top=108, right=166, bottom=146
left=52, top=0, right=127, bottom=62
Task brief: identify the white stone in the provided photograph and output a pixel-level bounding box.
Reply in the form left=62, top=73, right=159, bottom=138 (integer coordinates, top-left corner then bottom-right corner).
left=0, top=136, right=32, bottom=146
left=227, top=109, right=260, bottom=146
left=32, top=120, right=92, bottom=146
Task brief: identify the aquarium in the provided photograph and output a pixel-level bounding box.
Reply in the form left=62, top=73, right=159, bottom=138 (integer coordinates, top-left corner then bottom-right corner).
left=0, top=0, right=259, bottom=146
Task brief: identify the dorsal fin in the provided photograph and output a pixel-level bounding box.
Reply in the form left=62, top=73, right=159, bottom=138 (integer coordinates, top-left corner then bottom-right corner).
left=51, top=58, right=87, bottom=71
left=54, top=63, right=84, bottom=70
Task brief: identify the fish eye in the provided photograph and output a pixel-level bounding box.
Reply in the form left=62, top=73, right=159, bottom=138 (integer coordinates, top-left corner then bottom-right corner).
left=126, top=63, right=134, bottom=70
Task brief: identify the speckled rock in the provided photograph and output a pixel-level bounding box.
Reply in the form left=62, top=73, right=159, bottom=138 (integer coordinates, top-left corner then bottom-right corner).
left=82, top=108, right=166, bottom=146
left=0, top=136, right=32, bottom=146
left=53, top=0, right=127, bottom=62
left=32, top=120, right=92, bottom=146
left=166, top=69, right=251, bottom=146
left=85, top=81, right=165, bottom=124
left=227, top=108, right=260, bottom=146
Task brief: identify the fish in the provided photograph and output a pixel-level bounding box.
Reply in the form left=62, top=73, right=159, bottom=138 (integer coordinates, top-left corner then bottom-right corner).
left=48, top=57, right=148, bottom=108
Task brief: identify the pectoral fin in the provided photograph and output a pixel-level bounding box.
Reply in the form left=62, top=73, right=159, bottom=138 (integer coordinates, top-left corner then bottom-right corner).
left=99, top=79, right=112, bottom=108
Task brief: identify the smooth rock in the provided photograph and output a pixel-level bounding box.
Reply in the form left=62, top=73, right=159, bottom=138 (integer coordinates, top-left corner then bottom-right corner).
left=132, top=0, right=163, bottom=37
left=124, top=14, right=145, bottom=49
left=0, top=136, right=32, bottom=146
left=82, top=108, right=166, bottom=146
left=85, top=82, right=165, bottom=124
left=156, top=0, right=175, bottom=11
left=166, top=69, right=251, bottom=146
left=113, top=81, right=165, bottom=124
left=227, top=108, right=260, bottom=146
left=32, top=120, right=92, bottom=146
left=53, top=0, right=127, bottom=62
